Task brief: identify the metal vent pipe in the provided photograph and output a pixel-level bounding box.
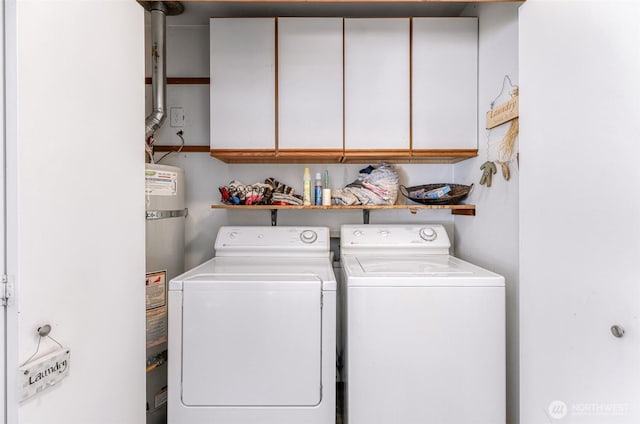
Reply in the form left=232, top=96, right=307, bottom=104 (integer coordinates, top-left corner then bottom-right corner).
left=141, top=2, right=183, bottom=139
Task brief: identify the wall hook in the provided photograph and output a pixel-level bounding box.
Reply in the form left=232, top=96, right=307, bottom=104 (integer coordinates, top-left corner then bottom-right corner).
left=21, top=323, right=64, bottom=366
left=490, top=74, right=519, bottom=109
left=38, top=324, right=52, bottom=338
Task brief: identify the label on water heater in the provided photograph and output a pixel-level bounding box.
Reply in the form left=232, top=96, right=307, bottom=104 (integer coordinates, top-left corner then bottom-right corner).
left=145, top=170, right=177, bottom=196
left=146, top=270, right=168, bottom=349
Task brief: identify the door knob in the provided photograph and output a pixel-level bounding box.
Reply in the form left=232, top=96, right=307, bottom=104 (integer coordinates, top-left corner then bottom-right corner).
left=610, top=325, right=625, bottom=338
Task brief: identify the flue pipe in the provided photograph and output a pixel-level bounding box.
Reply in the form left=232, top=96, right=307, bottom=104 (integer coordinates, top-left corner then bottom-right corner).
left=140, top=1, right=183, bottom=139
left=145, top=2, right=169, bottom=139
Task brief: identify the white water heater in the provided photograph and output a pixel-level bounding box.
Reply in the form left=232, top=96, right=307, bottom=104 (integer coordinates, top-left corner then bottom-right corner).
left=145, top=163, right=185, bottom=424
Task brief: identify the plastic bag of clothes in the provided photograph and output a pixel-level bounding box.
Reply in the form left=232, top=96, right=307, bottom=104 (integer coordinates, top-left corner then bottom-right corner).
left=332, top=164, right=399, bottom=206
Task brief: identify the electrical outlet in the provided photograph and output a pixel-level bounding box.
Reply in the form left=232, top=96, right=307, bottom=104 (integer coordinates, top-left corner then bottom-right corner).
left=170, top=107, right=184, bottom=128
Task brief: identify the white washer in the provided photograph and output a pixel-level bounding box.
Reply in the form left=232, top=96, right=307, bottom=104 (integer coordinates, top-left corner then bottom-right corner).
left=341, top=224, right=505, bottom=424
left=169, top=226, right=336, bottom=424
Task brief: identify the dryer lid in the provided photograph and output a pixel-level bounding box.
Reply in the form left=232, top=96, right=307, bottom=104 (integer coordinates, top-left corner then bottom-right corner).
left=169, top=257, right=337, bottom=291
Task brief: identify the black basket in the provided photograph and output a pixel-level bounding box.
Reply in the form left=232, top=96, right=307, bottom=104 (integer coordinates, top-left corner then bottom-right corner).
left=399, top=183, right=473, bottom=205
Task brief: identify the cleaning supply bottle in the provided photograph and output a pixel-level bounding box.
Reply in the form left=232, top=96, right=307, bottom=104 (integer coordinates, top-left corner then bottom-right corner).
left=314, top=173, right=323, bottom=205
left=303, top=168, right=311, bottom=206
left=322, top=170, right=332, bottom=206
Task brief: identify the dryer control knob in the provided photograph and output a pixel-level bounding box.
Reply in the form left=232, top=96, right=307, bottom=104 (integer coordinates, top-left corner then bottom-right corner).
left=419, top=227, right=438, bottom=242
left=353, top=230, right=363, bottom=237
left=300, top=230, right=318, bottom=244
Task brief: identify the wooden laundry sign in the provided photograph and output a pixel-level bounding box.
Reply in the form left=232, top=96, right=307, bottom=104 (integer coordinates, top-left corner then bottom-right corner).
left=486, top=93, right=519, bottom=129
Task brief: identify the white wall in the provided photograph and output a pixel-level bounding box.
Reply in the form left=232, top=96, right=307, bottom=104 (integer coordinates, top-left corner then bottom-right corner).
left=148, top=22, right=458, bottom=270
left=457, top=4, right=520, bottom=424
left=8, top=1, right=146, bottom=423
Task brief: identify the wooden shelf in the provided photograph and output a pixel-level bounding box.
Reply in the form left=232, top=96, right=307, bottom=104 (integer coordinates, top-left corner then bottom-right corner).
left=183, top=0, right=522, bottom=3
left=144, top=77, right=210, bottom=85
left=153, top=145, right=210, bottom=153
left=211, top=204, right=474, bottom=213
left=211, top=203, right=475, bottom=225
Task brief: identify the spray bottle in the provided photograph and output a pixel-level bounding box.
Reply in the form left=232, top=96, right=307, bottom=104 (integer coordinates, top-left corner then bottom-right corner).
left=314, top=173, right=323, bottom=205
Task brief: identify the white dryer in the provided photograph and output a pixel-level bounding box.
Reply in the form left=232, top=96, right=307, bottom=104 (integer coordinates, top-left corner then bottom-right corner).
left=341, top=224, right=505, bottom=424
left=169, top=226, right=336, bottom=424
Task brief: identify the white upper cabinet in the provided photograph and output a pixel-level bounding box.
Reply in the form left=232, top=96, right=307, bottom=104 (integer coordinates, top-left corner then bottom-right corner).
left=412, top=18, right=478, bottom=151
left=344, top=18, right=411, bottom=152
left=412, top=18, right=478, bottom=150
left=277, top=18, right=343, bottom=152
left=207, top=16, right=477, bottom=163
left=210, top=18, right=275, bottom=151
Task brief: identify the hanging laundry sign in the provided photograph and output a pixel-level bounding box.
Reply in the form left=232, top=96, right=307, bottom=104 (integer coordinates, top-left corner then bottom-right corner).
left=486, top=93, right=519, bottom=129
left=20, top=348, right=70, bottom=402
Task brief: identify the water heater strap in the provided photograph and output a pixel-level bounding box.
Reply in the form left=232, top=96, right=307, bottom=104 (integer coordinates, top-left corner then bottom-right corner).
left=145, top=208, right=188, bottom=220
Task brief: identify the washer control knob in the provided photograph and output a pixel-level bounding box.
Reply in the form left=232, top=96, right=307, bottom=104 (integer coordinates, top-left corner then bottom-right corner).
left=379, top=230, right=390, bottom=237
left=419, top=227, right=438, bottom=242
left=229, top=232, right=238, bottom=239
left=353, top=230, right=363, bottom=237
left=300, top=230, right=318, bottom=244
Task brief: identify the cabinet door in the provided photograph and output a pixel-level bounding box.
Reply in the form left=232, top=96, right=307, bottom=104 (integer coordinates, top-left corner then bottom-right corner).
left=210, top=18, right=275, bottom=152
left=344, top=19, right=410, bottom=157
left=278, top=18, right=343, bottom=159
left=412, top=18, right=478, bottom=152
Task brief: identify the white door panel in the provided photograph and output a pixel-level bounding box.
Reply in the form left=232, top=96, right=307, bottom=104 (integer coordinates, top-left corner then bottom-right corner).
left=347, top=286, right=505, bottom=424
left=412, top=18, right=478, bottom=150
left=344, top=19, right=410, bottom=151
left=520, top=2, right=640, bottom=423
left=0, top=0, right=6, bottom=420
left=182, top=277, right=322, bottom=406
left=210, top=18, right=275, bottom=150
left=278, top=18, right=343, bottom=150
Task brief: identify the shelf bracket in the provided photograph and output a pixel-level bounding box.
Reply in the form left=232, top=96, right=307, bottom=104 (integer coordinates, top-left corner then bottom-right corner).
left=271, top=209, right=278, bottom=226
left=452, top=208, right=476, bottom=216
left=363, top=209, right=370, bottom=225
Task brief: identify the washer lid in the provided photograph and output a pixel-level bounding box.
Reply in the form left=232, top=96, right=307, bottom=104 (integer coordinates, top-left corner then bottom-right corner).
left=356, top=255, right=473, bottom=275
left=342, top=255, right=504, bottom=287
